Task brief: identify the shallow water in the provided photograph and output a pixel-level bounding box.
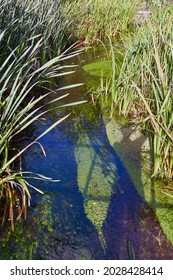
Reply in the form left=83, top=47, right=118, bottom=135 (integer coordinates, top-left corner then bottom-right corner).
left=0, top=47, right=173, bottom=260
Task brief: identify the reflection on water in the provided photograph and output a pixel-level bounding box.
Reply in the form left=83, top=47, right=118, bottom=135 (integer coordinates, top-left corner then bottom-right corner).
left=0, top=47, right=173, bottom=259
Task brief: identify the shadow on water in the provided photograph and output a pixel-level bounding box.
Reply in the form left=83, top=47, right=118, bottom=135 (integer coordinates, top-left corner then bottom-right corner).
left=0, top=46, right=173, bottom=259
left=105, top=122, right=173, bottom=259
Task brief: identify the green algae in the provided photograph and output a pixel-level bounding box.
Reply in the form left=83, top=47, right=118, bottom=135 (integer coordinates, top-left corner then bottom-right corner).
left=105, top=118, right=173, bottom=246
left=0, top=194, right=54, bottom=259
left=83, top=60, right=113, bottom=78
left=75, top=132, right=117, bottom=249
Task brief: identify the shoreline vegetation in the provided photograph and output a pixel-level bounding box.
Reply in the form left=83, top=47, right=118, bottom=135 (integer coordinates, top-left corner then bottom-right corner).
left=65, top=0, right=173, bottom=181
left=0, top=0, right=173, bottom=247
left=0, top=0, right=84, bottom=229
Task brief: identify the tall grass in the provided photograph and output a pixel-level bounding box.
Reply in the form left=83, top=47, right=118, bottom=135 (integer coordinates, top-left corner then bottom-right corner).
left=0, top=0, right=68, bottom=62
left=62, top=0, right=139, bottom=44
left=96, top=1, right=173, bottom=180
left=0, top=0, right=84, bottom=230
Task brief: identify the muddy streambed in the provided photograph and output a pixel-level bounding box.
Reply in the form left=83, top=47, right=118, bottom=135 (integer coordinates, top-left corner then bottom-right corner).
left=0, top=47, right=173, bottom=260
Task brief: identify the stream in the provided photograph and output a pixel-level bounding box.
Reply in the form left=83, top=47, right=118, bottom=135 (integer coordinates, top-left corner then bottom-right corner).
left=0, top=47, right=173, bottom=260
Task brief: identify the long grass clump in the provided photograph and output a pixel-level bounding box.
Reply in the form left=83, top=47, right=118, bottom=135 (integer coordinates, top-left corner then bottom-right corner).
left=0, top=0, right=68, bottom=62
left=96, top=1, right=173, bottom=180
left=62, top=0, right=139, bottom=44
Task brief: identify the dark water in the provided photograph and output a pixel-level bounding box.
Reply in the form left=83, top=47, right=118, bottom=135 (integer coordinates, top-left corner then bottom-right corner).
left=0, top=47, right=173, bottom=260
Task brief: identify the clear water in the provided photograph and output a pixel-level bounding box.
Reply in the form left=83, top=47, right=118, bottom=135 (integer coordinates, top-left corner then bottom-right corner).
left=0, top=47, right=173, bottom=260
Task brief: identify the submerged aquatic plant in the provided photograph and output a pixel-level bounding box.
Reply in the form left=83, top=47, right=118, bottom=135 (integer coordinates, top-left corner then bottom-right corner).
left=75, top=132, right=117, bottom=250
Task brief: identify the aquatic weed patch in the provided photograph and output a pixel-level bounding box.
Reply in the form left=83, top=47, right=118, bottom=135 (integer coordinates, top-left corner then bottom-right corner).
left=75, top=132, right=117, bottom=249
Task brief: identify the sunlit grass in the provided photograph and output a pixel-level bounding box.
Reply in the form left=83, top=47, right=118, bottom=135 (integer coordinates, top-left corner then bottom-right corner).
left=0, top=0, right=68, bottom=62
left=94, top=1, right=173, bottom=180
left=62, top=0, right=139, bottom=44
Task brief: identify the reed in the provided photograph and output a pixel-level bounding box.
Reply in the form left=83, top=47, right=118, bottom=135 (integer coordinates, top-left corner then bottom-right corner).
left=96, top=1, right=173, bottom=180
left=130, top=3, right=172, bottom=180
left=62, top=0, right=138, bottom=44
left=0, top=0, right=68, bottom=62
